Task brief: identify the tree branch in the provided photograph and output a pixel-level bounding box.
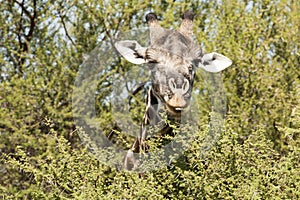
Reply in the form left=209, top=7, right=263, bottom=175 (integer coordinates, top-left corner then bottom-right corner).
left=58, top=12, right=76, bottom=46
left=13, top=0, right=37, bottom=75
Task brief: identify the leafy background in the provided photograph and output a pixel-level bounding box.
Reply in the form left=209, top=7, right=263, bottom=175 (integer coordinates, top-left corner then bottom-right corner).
left=0, top=0, right=299, bottom=199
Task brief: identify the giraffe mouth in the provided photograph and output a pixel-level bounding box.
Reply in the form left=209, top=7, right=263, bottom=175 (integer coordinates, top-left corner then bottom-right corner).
left=165, top=104, right=188, bottom=116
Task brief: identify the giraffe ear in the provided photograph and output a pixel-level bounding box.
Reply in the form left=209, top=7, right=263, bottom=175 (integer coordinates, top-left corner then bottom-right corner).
left=198, top=52, right=232, bottom=73
left=115, top=40, right=147, bottom=65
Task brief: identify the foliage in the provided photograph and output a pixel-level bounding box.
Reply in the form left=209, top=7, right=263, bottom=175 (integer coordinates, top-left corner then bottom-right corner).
left=0, top=0, right=299, bottom=199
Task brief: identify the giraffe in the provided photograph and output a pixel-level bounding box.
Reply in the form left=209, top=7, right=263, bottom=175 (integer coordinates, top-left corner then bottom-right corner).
left=115, top=10, right=232, bottom=170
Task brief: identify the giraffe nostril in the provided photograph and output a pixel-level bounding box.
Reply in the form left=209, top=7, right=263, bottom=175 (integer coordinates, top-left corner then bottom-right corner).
left=182, top=79, right=189, bottom=94
left=168, top=78, right=176, bottom=92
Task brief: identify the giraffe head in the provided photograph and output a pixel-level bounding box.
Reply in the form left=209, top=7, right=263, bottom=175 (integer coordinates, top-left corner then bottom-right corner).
left=115, top=11, right=232, bottom=117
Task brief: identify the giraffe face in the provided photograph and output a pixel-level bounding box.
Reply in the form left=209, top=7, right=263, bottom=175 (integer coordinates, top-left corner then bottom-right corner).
left=115, top=11, right=232, bottom=116
left=146, top=46, right=196, bottom=115
left=154, top=68, right=192, bottom=115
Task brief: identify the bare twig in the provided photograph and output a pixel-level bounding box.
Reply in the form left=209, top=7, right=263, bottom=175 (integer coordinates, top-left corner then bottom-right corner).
left=58, top=11, right=76, bottom=46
